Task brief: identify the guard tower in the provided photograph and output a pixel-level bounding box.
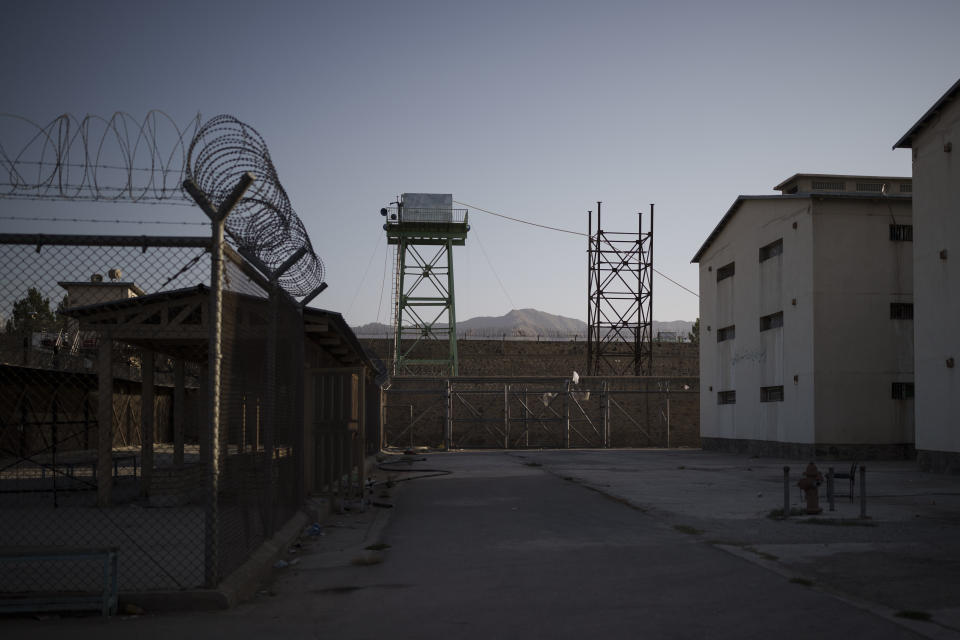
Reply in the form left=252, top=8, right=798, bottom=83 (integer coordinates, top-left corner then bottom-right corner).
left=381, top=193, right=469, bottom=376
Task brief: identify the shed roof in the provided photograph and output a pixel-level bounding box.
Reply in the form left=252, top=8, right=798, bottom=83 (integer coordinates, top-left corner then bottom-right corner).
left=62, top=285, right=385, bottom=378
left=303, top=306, right=386, bottom=382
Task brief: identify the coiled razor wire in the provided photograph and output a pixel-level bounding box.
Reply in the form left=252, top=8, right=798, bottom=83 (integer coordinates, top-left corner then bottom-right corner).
left=185, top=115, right=325, bottom=297
left=0, top=111, right=199, bottom=203
left=0, top=111, right=325, bottom=298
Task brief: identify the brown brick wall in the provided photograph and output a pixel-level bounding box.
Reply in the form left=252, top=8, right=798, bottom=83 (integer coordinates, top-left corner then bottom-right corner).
left=362, top=339, right=698, bottom=377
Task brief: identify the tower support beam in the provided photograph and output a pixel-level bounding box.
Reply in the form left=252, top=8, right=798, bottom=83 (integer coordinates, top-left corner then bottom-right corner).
left=587, top=202, right=654, bottom=376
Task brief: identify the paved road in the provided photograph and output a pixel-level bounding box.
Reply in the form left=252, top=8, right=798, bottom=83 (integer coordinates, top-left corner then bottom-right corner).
left=4, top=452, right=937, bottom=639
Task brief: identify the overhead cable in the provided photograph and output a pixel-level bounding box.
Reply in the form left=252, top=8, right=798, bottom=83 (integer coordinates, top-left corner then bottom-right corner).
left=454, top=199, right=699, bottom=298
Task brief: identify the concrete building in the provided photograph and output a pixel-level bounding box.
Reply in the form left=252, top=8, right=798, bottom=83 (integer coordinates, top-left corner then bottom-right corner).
left=894, top=78, right=960, bottom=472
left=693, top=174, right=914, bottom=458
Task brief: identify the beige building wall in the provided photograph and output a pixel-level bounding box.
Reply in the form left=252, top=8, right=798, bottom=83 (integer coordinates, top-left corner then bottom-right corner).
left=907, top=91, right=960, bottom=464
left=696, top=181, right=913, bottom=458
left=811, top=197, right=913, bottom=446
left=698, top=198, right=815, bottom=449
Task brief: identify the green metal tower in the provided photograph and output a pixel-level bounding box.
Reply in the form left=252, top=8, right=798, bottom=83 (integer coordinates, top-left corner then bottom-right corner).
left=381, top=193, right=469, bottom=376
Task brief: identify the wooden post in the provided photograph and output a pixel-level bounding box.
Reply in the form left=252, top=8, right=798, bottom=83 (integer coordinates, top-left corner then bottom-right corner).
left=97, top=332, right=113, bottom=507
left=358, top=369, right=366, bottom=500
left=141, top=349, right=154, bottom=497
left=173, top=358, right=185, bottom=468
left=199, top=366, right=209, bottom=467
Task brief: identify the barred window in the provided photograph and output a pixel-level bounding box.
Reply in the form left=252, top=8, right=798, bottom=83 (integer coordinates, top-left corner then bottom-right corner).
left=717, top=262, right=735, bottom=282
left=892, top=382, right=915, bottom=400
left=889, top=224, right=913, bottom=241
left=761, top=386, right=784, bottom=402
left=717, top=325, right=735, bottom=342
left=890, top=303, right=913, bottom=320
left=899, top=183, right=912, bottom=193
left=856, top=182, right=883, bottom=192
left=717, top=390, right=736, bottom=405
left=759, top=238, right=783, bottom=262
left=760, top=311, right=783, bottom=332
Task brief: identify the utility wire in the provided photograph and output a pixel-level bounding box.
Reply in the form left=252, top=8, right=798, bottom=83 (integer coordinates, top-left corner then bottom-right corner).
left=346, top=234, right=382, bottom=318
left=652, top=268, right=699, bottom=298
left=376, top=244, right=391, bottom=325
left=454, top=199, right=585, bottom=237
left=454, top=199, right=699, bottom=298
left=472, top=226, right=517, bottom=310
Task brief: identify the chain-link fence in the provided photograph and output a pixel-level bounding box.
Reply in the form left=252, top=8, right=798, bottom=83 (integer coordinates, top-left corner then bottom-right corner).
left=383, top=376, right=699, bottom=450
left=0, top=233, right=306, bottom=598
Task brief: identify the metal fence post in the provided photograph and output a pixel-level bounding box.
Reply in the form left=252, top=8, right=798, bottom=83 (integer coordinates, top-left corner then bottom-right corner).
left=563, top=379, right=570, bottom=449
left=783, top=466, right=790, bottom=517
left=444, top=379, right=452, bottom=450
left=859, top=465, right=867, bottom=519
left=183, top=172, right=254, bottom=589
left=602, top=380, right=609, bottom=448
left=827, top=467, right=835, bottom=511
left=504, top=383, right=509, bottom=449
left=666, top=387, right=671, bottom=449
left=523, top=387, right=529, bottom=448
left=204, top=213, right=225, bottom=588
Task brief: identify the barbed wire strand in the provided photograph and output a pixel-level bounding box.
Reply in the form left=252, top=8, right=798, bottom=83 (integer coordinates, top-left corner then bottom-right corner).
left=0, top=215, right=208, bottom=226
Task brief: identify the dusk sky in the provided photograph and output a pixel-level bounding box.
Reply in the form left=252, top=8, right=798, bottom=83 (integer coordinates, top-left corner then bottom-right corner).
left=2, top=0, right=959, bottom=326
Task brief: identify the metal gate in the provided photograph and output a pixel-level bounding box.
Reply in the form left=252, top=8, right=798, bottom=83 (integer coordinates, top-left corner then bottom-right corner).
left=382, top=376, right=698, bottom=450
left=305, top=367, right=369, bottom=499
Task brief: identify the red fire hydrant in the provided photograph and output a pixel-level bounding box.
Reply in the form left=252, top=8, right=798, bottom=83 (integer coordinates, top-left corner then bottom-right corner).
left=797, top=462, right=824, bottom=514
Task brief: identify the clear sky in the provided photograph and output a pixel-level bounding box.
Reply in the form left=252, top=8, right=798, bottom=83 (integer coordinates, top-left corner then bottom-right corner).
left=2, top=0, right=959, bottom=325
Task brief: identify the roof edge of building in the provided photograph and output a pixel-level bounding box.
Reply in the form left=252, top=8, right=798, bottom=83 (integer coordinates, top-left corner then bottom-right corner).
left=893, top=76, right=960, bottom=149
left=691, top=192, right=911, bottom=264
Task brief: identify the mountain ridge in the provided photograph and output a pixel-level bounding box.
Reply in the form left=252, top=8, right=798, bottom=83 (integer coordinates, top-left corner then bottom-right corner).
left=353, top=309, right=694, bottom=339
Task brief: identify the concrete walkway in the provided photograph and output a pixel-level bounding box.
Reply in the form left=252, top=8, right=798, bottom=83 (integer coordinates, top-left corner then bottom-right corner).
left=515, top=448, right=960, bottom=637
left=4, top=449, right=959, bottom=638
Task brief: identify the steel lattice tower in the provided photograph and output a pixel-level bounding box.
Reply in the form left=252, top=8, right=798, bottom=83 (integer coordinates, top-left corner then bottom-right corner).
left=382, top=193, right=468, bottom=376
left=587, top=202, right=654, bottom=376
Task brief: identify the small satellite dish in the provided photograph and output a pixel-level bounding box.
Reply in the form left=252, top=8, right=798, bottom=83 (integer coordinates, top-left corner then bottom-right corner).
left=380, top=208, right=388, bottom=216
left=90, top=274, right=103, bottom=282
left=108, top=268, right=122, bottom=281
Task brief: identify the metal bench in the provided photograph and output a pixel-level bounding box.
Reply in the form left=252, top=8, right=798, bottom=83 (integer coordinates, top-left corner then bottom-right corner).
left=0, top=547, right=118, bottom=617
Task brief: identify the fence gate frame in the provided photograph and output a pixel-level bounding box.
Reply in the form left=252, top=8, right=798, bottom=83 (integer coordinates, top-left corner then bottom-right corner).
left=382, top=376, right=697, bottom=450
left=304, top=366, right=367, bottom=501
